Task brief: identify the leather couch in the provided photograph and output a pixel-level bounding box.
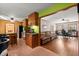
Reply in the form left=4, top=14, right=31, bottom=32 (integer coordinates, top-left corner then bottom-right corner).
left=0, top=34, right=9, bottom=56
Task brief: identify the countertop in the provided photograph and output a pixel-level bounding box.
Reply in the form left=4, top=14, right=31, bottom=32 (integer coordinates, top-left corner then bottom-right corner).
left=26, top=33, right=38, bottom=35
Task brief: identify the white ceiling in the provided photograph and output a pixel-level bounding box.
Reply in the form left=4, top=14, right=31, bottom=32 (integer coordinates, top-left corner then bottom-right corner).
left=42, top=6, right=78, bottom=23
left=0, top=3, right=53, bottom=21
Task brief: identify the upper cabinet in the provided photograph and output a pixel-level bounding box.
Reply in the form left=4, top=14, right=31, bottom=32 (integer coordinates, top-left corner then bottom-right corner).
left=28, top=12, right=39, bottom=26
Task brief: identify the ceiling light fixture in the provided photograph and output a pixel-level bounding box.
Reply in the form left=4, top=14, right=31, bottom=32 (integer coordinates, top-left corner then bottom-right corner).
left=10, top=17, right=15, bottom=22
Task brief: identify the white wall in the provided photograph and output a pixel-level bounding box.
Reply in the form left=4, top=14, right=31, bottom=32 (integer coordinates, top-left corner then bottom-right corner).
left=41, top=6, right=78, bottom=32
left=41, top=19, right=50, bottom=32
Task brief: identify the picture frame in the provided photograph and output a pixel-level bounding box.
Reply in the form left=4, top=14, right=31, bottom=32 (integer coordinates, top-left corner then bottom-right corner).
left=6, top=23, right=15, bottom=34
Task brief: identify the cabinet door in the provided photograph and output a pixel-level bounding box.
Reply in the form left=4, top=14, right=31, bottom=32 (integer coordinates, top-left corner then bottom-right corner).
left=32, top=34, right=38, bottom=48
left=25, top=34, right=32, bottom=47
left=8, top=34, right=17, bottom=45
left=28, top=12, right=39, bottom=25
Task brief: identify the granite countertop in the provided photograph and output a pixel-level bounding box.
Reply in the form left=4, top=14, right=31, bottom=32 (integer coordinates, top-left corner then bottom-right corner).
left=26, top=33, right=38, bottom=35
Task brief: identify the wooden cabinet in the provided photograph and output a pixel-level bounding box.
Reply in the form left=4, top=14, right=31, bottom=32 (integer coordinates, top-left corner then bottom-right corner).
left=25, top=33, right=39, bottom=48
left=25, top=19, right=28, bottom=27
left=25, top=34, right=32, bottom=47
left=8, top=33, right=17, bottom=45
left=25, top=19, right=28, bottom=32
left=28, top=12, right=39, bottom=25
left=25, top=12, right=41, bottom=48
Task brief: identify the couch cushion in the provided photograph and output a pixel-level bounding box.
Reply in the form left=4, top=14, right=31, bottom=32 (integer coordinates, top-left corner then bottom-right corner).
left=0, top=49, right=8, bottom=56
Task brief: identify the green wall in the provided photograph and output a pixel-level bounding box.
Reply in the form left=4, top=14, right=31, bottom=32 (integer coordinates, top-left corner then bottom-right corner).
left=31, top=25, right=39, bottom=33
left=38, top=3, right=76, bottom=17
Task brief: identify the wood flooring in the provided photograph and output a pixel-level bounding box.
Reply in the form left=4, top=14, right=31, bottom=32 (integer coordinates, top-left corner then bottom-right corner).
left=8, top=36, right=79, bottom=56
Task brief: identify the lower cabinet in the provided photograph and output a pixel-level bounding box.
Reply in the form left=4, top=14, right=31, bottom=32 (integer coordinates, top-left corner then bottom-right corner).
left=8, top=33, right=17, bottom=45
left=25, top=33, right=39, bottom=48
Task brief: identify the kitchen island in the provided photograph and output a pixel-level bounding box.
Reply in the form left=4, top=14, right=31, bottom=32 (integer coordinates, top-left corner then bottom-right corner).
left=25, top=33, right=40, bottom=48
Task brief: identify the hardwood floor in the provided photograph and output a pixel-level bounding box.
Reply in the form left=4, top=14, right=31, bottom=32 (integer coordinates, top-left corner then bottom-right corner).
left=42, top=36, right=79, bottom=56
left=8, top=39, right=33, bottom=56
left=8, top=36, right=79, bottom=56
left=8, top=38, right=57, bottom=56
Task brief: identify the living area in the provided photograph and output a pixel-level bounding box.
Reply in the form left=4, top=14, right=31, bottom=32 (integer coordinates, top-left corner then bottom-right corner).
left=0, top=3, right=79, bottom=56
left=40, top=5, right=78, bottom=56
